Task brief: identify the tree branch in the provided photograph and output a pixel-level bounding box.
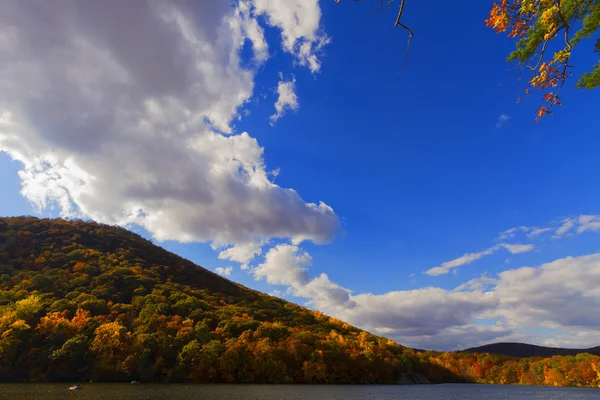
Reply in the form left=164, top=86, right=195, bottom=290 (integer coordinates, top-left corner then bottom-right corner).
left=393, top=0, right=414, bottom=74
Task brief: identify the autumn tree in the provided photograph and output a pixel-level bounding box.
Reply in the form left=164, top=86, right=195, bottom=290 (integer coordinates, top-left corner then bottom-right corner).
left=91, top=321, right=132, bottom=378
left=487, top=0, right=600, bottom=120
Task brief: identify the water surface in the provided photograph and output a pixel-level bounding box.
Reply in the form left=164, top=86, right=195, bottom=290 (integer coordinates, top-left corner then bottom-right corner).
left=1, top=383, right=599, bottom=400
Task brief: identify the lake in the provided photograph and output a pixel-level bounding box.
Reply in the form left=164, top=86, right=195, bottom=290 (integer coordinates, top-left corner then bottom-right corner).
left=1, top=383, right=599, bottom=400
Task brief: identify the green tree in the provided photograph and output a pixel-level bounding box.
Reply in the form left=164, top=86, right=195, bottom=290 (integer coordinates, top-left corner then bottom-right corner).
left=487, top=0, right=600, bottom=119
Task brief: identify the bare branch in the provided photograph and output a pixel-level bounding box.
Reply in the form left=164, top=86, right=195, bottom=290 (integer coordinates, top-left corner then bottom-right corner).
left=392, top=0, right=414, bottom=74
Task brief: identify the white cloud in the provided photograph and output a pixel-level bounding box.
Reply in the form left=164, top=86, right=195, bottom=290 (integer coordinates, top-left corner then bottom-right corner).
left=252, top=0, right=329, bottom=73
left=215, top=266, right=233, bottom=276
left=218, top=242, right=263, bottom=268
left=543, top=329, right=600, bottom=349
left=425, top=243, right=535, bottom=276
left=270, top=75, right=299, bottom=125
left=554, top=218, right=575, bottom=237
left=496, top=114, right=510, bottom=128
left=249, top=246, right=600, bottom=350
left=577, top=215, right=600, bottom=234
left=497, top=215, right=600, bottom=241
left=252, top=243, right=311, bottom=287
left=499, top=243, right=535, bottom=254
left=237, top=1, right=269, bottom=63
left=425, top=247, right=497, bottom=276
left=485, top=253, right=600, bottom=330
left=527, top=227, right=552, bottom=238
left=433, top=214, right=600, bottom=278
left=497, top=226, right=545, bottom=240
left=336, top=288, right=496, bottom=338
left=297, top=272, right=356, bottom=311
left=497, top=227, right=520, bottom=240
left=0, top=0, right=338, bottom=249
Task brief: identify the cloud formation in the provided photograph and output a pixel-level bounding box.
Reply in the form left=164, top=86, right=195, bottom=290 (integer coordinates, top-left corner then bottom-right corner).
left=0, top=0, right=338, bottom=248
left=424, top=214, right=600, bottom=278
left=250, top=243, right=356, bottom=312
left=252, top=0, right=329, bottom=72
left=425, top=243, right=535, bottom=276
left=249, top=244, right=600, bottom=349
left=215, top=266, right=233, bottom=277
left=497, top=215, right=600, bottom=241
left=270, top=75, right=299, bottom=125
left=217, top=242, right=263, bottom=269
left=252, top=243, right=311, bottom=286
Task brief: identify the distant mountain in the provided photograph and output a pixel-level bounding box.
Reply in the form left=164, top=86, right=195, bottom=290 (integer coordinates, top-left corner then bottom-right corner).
left=463, top=342, right=600, bottom=358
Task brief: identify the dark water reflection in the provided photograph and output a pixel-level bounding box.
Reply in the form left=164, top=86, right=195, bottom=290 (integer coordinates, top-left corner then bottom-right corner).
left=1, top=383, right=599, bottom=400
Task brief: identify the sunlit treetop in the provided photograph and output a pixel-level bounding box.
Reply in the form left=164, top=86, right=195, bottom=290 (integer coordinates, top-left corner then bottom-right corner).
left=487, top=0, right=599, bottom=121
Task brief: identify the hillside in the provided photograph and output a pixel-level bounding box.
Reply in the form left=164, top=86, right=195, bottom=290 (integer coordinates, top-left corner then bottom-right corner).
left=2, top=217, right=600, bottom=387
left=0, top=216, right=451, bottom=383
left=463, top=342, right=600, bottom=358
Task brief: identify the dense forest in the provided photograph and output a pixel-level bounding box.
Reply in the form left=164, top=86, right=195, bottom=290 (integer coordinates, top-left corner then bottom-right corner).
left=1, top=217, right=600, bottom=387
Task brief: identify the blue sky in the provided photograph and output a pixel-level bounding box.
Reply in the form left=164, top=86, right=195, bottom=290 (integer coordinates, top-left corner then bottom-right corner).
left=1, top=0, right=599, bottom=350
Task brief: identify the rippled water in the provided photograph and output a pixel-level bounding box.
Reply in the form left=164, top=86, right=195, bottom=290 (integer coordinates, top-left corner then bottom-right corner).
left=1, top=383, right=599, bottom=400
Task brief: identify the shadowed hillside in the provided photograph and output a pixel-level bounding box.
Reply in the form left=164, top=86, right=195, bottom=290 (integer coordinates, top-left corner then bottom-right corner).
left=0, top=216, right=455, bottom=383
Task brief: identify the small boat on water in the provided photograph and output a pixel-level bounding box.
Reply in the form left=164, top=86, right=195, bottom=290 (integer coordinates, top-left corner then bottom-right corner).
left=69, top=384, right=82, bottom=390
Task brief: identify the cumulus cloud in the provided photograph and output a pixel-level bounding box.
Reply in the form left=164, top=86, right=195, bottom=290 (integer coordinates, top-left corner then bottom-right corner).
left=425, top=243, right=535, bottom=276
left=218, top=242, right=263, bottom=269
left=252, top=0, right=329, bottom=73
left=215, top=266, right=233, bottom=277
left=297, top=272, right=356, bottom=311
left=336, top=288, right=496, bottom=338
left=270, top=75, right=299, bottom=125
left=248, top=243, right=506, bottom=349
left=0, top=0, right=338, bottom=248
left=248, top=243, right=500, bottom=348
left=250, top=247, right=600, bottom=350
left=237, top=1, right=269, bottom=63
left=487, top=253, right=600, bottom=329
left=252, top=243, right=312, bottom=287
left=251, top=243, right=356, bottom=311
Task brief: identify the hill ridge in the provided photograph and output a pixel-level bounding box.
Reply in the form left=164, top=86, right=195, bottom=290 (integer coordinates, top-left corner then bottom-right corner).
left=0, top=216, right=444, bottom=383
left=463, top=342, right=600, bottom=358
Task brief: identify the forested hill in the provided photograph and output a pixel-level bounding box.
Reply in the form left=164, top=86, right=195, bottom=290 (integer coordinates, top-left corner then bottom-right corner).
left=2, top=216, right=600, bottom=388
left=463, top=342, right=600, bottom=358
left=0, top=216, right=447, bottom=383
